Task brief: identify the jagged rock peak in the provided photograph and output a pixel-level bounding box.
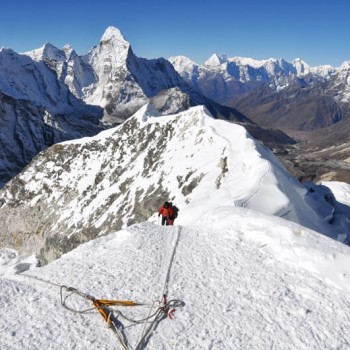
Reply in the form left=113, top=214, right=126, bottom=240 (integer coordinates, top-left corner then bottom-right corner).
left=92, top=26, right=131, bottom=66
left=62, top=44, right=77, bottom=59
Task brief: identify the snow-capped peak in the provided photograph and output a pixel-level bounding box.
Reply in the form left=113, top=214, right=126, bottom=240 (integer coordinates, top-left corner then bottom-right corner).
left=230, top=56, right=271, bottom=68
left=100, top=26, right=128, bottom=45
left=292, top=58, right=311, bottom=75
left=24, top=42, right=66, bottom=62
left=91, top=25, right=130, bottom=67
left=168, top=55, right=198, bottom=69
left=340, top=61, right=350, bottom=70
left=204, top=53, right=228, bottom=66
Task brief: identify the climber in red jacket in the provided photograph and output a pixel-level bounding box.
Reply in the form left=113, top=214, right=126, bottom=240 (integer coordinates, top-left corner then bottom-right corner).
left=158, top=201, right=174, bottom=226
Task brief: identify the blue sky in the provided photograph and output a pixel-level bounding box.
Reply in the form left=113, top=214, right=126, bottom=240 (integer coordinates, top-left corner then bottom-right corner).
left=1, top=0, right=349, bottom=67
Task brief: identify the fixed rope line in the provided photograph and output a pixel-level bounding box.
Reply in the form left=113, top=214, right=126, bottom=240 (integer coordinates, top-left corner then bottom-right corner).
left=162, top=226, right=181, bottom=296
left=134, top=226, right=183, bottom=350
left=242, top=158, right=271, bottom=208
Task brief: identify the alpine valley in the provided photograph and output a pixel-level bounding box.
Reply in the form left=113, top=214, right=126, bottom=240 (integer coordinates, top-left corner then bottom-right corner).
left=170, top=54, right=350, bottom=182
left=0, top=26, right=350, bottom=350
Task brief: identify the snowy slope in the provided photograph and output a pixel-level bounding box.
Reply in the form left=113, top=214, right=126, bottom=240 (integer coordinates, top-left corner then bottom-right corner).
left=1, top=209, right=350, bottom=349
left=322, top=181, right=350, bottom=206
left=0, top=105, right=348, bottom=265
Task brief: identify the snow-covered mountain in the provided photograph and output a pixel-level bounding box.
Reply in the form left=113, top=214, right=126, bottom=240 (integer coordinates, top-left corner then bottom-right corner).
left=25, top=27, right=252, bottom=126
left=0, top=48, right=103, bottom=187
left=169, top=53, right=335, bottom=102
left=1, top=205, right=350, bottom=349
left=0, top=47, right=98, bottom=114
left=25, top=42, right=97, bottom=101
left=0, top=105, right=348, bottom=266
left=0, top=91, right=102, bottom=188
left=169, top=53, right=350, bottom=134
left=2, top=25, right=302, bottom=192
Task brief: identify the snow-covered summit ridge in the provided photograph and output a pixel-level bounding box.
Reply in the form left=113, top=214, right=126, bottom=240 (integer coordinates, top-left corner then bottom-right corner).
left=0, top=105, right=349, bottom=264
left=170, top=53, right=336, bottom=85
left=201, top=53, right=337, bottom=73
left=0, top=47, right=89, bottom=113
left=24, top=42, right=68, bottom=62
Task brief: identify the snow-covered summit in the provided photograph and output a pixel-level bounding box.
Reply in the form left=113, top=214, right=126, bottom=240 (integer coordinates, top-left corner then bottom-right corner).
left=340, top=60, right=350, bottom=70
left=168, top=55, right=198, bottom=74
left=100, top=26, right=128, bottom=45
left=89, top=25, right=130, bottom=68
left=62, top=44, right=77, bottom=59
left=204, top=53, right=228, bottom=66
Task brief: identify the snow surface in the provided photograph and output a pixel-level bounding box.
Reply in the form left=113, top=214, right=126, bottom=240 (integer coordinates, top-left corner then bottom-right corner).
left=1, top=208, right=350, bottom=349
left=322, top=181, right=350, bottom=206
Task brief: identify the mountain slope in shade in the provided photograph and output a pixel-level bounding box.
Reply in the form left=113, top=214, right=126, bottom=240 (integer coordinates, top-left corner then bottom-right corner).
left=0, top=91, right=102, bottom=187
left=0, top=105, right=348, bottom=265
left=0, top=47, right=103, bottom=188
left=1, top=208, right=350, bottom=349
left=0, top=47, right=93, bottom=114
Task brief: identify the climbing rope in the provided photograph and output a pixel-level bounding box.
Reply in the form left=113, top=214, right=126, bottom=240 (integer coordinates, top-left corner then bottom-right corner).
left=21, top=273, right=183, bottom=350
left=60, top=285, right=183, bottom=350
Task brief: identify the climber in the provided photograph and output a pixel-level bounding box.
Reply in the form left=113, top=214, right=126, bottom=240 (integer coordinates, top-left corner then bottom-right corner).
left=167, top=202, right=179, bottom=225
left=158, top=201, right=173, bottom=226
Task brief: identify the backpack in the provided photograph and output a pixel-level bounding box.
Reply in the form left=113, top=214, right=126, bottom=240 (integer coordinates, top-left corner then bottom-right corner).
left=172, top=205, right=179, bottom=218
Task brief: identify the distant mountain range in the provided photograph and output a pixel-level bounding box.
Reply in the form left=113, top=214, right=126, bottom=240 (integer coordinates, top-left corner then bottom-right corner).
left=1, top=26, right=349, bottom=187
left=23, top=27, right=250, bottom=125
left=169, top=53, right=350, bottom=133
